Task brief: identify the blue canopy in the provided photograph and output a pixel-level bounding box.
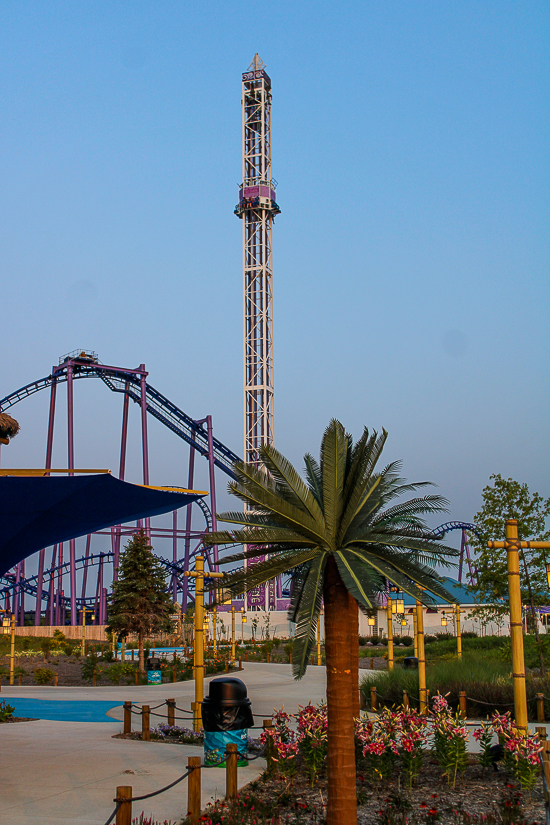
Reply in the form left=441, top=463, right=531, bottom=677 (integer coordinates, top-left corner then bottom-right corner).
left=0, top=474, right=204, bottom=575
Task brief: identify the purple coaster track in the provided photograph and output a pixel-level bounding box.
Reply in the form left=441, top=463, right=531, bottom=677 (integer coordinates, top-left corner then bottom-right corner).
left=0, top=350, right=241, bottom=626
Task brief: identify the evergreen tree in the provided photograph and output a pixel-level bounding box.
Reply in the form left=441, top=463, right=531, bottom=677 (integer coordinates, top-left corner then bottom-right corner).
left=107, top=530, right=174, bottom=674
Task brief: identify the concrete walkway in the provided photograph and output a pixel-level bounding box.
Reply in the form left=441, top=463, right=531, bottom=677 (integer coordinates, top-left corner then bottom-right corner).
left=0, top=662, right=328, bottom=825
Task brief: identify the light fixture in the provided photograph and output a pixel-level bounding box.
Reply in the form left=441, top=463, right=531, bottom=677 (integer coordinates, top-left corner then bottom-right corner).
left=395, top=599, right=405, bottom=613
left=546, top=563, right=550, bottom=589
left=441, top=615, right=448, bottom=627
left=401, top=619, right=407, bottom=627
left=368, top=616, right=375, bottom=626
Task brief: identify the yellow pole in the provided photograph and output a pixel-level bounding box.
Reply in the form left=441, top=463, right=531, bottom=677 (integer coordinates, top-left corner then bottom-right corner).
left=455, top=604, right=462, bottom=659
left=317, top=612, right=322, bottom=666
left=387, top=596, right=394, bottom=670
left=82, top=607, right=86, bottom=658
left=505, top=519, right=528, bottom=732
left=212, top=606, right=217, bottom=656
left=9, top=614, right=15, bottom=686
left=194, top=556, right=205, bottom=730
left=416, top=600, right=427, bottom=712
left=413, top=609, right=418, bottom=658
left=231, top=606, right=236, bottom=665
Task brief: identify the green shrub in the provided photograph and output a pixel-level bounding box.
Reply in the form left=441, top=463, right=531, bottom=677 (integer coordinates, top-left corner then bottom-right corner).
left=39, top=638, right=54, bottom=659
left=0, top=700, right=15, bottom=722
left=34, top=667, right=55, bottom=685
left=53, top=629, right=66, bottom=644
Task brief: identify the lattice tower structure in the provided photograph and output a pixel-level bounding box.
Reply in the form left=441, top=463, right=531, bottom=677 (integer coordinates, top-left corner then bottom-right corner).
left=235, top=54, right=280, bottom=468
left=234, top=55, right=282, bottom=612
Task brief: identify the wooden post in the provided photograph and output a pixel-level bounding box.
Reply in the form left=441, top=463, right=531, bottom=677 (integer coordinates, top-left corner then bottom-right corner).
left=93, top=672, right=97, bottom=687
left=537, top=693, right=545, bottom=723
left=142, top=705, right=150, bottom=741
left=543, top=742, right=550, bottom=803
left=310, top=654, right=314, bottom=666
left=263, top=719, right=275, bottom=774
left=507, top=520, right=528, bottom=732
left=187, top=756, right=202, bottom=823
left=416, top=599, right=427, bottom=713
left=167, top=698, right=175, bottom=727
left=226, top=743, right=238, bottom=800
left=370, top=685, right=377, bottom=712
left=238, top=657, right=242, bottom=670
left=245, top=652, right=248, bottom=662
left=536, top=726, right=547, bottom=741
left=459, top=691, right=467, bottom=720
left=18, top=674, right=22, bottom=686
left=124, top=701, right=132, bottom=735
left=54, top=674, right=58, bottom=687
left=359, top=688, right=366, bottom=711
left=192, top=701, right=201, bottom=731
left=225, top=660, right=229, bottom=673
left=134, top=670, right=138, bottom=686
left=131, top=649, right=134, bottom=661
left=115, top=785, right=132, bottom=825
left=403, top=690, right=409, bottom=710
left=413, top=609, right=418, bottom=658
left=370, top=655, right=374, bottom=670
left=172, top=668, right=177, bottom=683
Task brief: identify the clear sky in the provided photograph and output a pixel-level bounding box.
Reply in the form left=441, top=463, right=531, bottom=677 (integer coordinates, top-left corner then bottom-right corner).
left=1, top=1, right=548, bottom=549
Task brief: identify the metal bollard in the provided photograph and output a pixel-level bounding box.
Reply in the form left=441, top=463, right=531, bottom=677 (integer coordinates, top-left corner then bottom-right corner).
left=167, top=698, right=175, bottom=727
left=187, top=756, right=202, bottom=823
left=537, top=693, right=545, bottom=723
left=370, top=685, right=377, bottom=712
left=142, top=705, right=150, bottom=741
left=124, top=701, right=132, bottom=735
left=403, top=690, right=409, bottom=710
left=459, top=691, right=467, bottom=720
left=263, top=719, right=276, bottom=774
left=226, top=743, right=238, bottom=800
left=116, top=785, right=132, bottom=825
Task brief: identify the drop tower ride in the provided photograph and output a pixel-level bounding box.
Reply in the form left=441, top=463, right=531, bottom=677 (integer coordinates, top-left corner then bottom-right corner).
left=235, top=54, right=280, bottom=468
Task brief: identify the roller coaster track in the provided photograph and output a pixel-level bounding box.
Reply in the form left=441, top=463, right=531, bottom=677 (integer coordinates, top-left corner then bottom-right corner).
left=428, top=521, right=482, bottom=539
left=0, top=363, right=241, bottom=477
left=0, top=551, right=205, bottom=607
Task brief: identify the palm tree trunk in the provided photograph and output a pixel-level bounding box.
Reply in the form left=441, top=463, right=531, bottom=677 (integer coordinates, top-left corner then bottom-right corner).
left=348, top=591, right=360, bottom=719
left=324, top=555, right=357, bottom=825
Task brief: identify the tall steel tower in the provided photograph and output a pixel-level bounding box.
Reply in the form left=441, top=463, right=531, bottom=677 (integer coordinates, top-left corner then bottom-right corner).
left=235, top=55, right=281, bottom=612
left=235, top=54, right=280, bottom=468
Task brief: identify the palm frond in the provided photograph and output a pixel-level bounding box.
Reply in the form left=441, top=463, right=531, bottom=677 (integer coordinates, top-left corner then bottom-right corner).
left=333, top=549, right=380, bottom=609
left=287, top=562, right=312, bottom=624
left=205, top=547, right=320, bottom=597
left=292, top=553, right=327, bottom=679
left=259, top=444, right=326, bottom=526
left=303, top=453, right=323, bottom=505
left=204, top=526, right=316, bottom=548
left=320, top=419, right=348, bottom=545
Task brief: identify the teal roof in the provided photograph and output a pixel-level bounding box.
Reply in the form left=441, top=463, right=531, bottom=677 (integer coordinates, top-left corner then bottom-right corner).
left=401, top=577, right=477, bottom=607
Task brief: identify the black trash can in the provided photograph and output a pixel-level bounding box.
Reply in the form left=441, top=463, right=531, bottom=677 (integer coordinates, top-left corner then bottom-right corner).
left=403, top=656, right=419, bottom=670
left=202, top=677, right=254, bottom=767
left=147, top=657, right=162, bottom=685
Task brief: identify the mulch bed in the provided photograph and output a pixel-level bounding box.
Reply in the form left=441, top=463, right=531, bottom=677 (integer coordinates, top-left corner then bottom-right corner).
left=188, top=756, right=546, bottom=824
left=0, top=717, right=38, bottom=723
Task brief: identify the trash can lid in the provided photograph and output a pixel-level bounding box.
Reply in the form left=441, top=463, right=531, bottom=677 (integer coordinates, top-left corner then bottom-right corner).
left=203, top=677, right=251, bottom=707
left=147, top=658, right=161, bottom=667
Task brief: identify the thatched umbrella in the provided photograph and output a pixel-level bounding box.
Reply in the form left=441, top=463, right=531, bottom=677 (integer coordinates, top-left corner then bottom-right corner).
left=0, top=413, right=20, bottom=445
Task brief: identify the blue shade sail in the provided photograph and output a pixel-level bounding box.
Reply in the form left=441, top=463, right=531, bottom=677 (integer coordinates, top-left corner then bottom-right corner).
left=0, top=474, right=205, bottom=575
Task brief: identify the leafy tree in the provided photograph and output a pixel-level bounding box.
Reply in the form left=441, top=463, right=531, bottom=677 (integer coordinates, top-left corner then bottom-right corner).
left=469, top=474, right=550, bottom=673
left=204, top=420, right=455, bottom=825
left=106, top=530, right=174, bottom=674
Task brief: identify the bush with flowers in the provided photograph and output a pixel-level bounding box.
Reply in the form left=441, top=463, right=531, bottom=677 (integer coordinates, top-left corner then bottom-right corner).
left=355, top=705, right=428, bottom=787
left=473, top=711, right=542, bottom=795
left=431, top=694, right=469, bottom=789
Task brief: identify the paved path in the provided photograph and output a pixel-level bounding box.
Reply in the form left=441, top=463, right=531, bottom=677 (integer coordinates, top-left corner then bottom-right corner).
left=0, top=662, right=329, bottom=825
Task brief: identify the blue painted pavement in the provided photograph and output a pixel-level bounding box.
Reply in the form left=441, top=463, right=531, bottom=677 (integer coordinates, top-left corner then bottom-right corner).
left=6, top=698, right=121, bottom=723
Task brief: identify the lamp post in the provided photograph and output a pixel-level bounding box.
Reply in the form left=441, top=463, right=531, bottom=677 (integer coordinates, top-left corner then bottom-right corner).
left=387, top=595, right=394, bottom=670
left=454, top=603, right=462, bottom=659
left=317, top=607, right=324, bottom=666
left=184, top=557, right=224, bottom=731
left=80, top=606, right=95, bottom=658
left=231, top=605, right=236, bottom=665
left=487, top=519, right=550, bottom=732
left=241, top=609, right=246, bottom=643
left=1, top=613, right=15, bottom=685
left=416, top=599, right=427, bottom=713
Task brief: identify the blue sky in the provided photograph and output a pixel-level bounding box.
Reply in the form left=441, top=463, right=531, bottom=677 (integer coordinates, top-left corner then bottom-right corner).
left=1, top=1, right=548, bottom=550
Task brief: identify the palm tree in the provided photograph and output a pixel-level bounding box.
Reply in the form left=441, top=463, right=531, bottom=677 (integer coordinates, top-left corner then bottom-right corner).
left=204, top=420, right=457, bottom=825
left=0, top=413, right=20, bottom=445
